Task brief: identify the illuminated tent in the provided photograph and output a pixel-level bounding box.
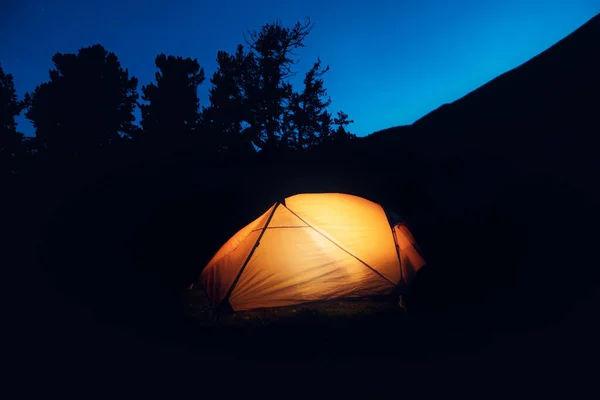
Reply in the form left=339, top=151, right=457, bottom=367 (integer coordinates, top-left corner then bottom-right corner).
left=200, top=193, right=425, bottom=311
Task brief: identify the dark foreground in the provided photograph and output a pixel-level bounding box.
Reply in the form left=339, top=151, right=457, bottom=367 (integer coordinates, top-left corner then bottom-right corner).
left=11, top=267, right=599, bottom=398
left=6, top=162, right=599, bottom=397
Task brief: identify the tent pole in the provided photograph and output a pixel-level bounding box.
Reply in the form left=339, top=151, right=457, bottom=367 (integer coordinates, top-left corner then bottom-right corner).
left=222, top=202, right=280, bottom=304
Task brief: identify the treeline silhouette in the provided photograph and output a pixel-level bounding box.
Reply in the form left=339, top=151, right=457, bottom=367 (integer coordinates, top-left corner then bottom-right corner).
left=1, top=18, right=355, bottom=180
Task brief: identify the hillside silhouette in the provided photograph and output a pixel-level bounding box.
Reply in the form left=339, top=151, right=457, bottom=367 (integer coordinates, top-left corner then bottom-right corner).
left=363, top=12, right=600, bottom=327
left=4, top=13, right=600, bottom=397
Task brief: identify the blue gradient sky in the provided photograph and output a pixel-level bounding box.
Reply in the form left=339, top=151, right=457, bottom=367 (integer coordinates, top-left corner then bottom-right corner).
left=1, top=0, right=598, bottom=137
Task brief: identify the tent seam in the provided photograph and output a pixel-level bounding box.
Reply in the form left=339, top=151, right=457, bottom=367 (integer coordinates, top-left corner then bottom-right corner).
left=282, top=204, right=395, bottom=287
left=383, top=205, right=404, bottom=284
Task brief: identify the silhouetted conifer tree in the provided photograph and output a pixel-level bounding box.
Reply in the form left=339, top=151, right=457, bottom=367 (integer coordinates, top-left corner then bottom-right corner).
left=332, top=110, right=356, bottom=142
left=24, top=44, right=138, bottom=160
left=202, top=45, right=251, bottom=153
left=139, top=54, right=204, bottom=145
left=243, top=18, right=313, bottom=150
left=0, top=65, right=25, bottom=178
left=317, top=110, right=334, bottom=143
left=202, top=18, right=355, bottom=154
left=285, top=58, right=332, bottom=148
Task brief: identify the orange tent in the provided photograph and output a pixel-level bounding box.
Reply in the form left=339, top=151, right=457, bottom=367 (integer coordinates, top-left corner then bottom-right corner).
left=200, top=193, right=425, bottom=311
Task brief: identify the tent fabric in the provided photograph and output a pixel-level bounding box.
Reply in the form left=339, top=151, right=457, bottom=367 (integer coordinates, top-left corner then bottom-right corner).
left=201, top=204, right=275, bottom=307
left=394, top=223, right=426, bottom=286
left=200, top=193, right=425, bottom=311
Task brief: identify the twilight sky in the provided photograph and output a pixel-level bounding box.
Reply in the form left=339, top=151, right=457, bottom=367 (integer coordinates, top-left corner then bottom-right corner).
left=1, top=0, right=598, bottom=137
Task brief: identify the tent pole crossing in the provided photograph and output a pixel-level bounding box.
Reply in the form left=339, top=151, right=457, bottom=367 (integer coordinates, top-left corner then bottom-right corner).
left=222, top=202, right=280, bottom=304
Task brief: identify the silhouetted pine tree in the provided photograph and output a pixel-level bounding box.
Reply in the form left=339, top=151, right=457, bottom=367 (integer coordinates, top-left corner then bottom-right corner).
left=24, top=45, right=138, bottom=161
left=139, top=54, right=204, bottom=147
left=202, top=18, right=355, bottom=155
left=317, top=109, right=334, bottom=144
left=285, top=58, right=332, bottom=148
left=332, top=110, right=356, bottom=142
left=0, top=65, right=26, bottom=179
left=202, top=45, right=252, bottom=153
left=243, top=18, right=313, bottom=151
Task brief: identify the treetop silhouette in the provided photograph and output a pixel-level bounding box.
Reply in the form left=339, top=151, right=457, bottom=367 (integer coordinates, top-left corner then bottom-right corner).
left=24, top=44, right=139, bottom=160
left=3, top=18, right=355, bottom=178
